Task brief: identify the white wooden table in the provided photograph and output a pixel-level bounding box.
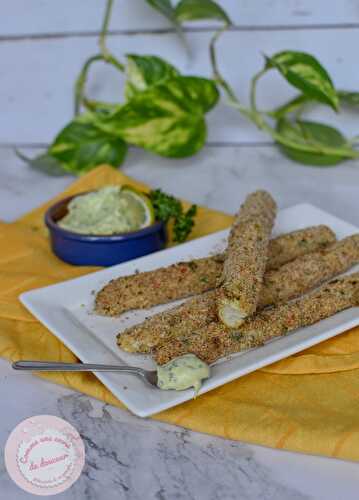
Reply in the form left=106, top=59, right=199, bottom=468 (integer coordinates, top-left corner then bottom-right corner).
left=1, top=2, right=359, bottom=498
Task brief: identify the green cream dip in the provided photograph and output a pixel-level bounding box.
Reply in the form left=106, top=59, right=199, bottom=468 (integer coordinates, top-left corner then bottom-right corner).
left=58, top=186, right=151, bottom=235
left=157, top=354, right=210, bottom=393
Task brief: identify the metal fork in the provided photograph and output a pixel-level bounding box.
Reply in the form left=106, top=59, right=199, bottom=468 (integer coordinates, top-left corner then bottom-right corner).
left=12, top=360, right=158, bottom=387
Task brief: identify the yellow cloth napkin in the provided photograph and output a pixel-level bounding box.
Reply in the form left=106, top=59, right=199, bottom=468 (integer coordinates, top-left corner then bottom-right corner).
left=1, top=165, right=359, bottom=462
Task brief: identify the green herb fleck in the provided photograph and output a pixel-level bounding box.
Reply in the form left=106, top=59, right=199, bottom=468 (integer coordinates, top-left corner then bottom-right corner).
left=188, top=261, right=198, bottom=271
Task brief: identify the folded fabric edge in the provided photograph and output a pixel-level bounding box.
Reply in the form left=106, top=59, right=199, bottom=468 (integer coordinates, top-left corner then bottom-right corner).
left=261, top=347, right=359, bottom=374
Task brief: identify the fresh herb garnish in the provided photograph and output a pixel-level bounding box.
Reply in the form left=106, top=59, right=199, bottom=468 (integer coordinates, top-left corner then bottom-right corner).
left=148, top=189, right=182, bottom=223
left=149, top=189, right=197, bottom=243
left=173, top=205, right=197, bottom=243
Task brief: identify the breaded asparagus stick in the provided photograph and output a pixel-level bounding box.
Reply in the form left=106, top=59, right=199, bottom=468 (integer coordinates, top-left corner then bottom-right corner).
left=117, top=235, right=359, bottom=353
left=95, top=256, right=223, bottom=317
left=217, top=190, right=277, bottom=328
left=266, top=224, right=335, bottom=269
left=118, top=291, right=217, bottom=353
left=153, top=273, right=359, bottom=365
left=259, top=234, right=359, bottom=308
left=95, top=225, right=335, bottom=316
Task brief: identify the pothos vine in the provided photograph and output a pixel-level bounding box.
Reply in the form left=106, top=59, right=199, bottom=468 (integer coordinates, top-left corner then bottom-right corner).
left=19, top=0, right=359, bottom=175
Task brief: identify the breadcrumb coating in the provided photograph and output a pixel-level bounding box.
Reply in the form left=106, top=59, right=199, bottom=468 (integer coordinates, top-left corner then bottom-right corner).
left=96, top=225, right=335, bottom=317
left=266, top=225, right=335, bottom=269
left=217, top=190, right=277, bottom=327
left=259, top=234, right=359, bottom=308
left=153, top=272, right=359, bottom=365
left=118, top=291, right=217, bottom=353
left=118, top=235, right=359, bottom=353
left=95, top=257, right=223, bottom=316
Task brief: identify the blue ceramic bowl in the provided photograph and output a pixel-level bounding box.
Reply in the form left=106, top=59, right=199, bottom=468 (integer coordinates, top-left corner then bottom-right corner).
left=45, top=194, right=167, bottom=267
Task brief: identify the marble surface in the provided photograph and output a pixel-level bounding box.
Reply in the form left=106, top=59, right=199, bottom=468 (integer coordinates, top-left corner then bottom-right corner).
left=2, top=359, right=359, bottom=500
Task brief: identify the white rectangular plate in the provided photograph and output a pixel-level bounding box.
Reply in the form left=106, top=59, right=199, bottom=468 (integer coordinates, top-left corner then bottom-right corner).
left=20, top=204, right=359, bottom=417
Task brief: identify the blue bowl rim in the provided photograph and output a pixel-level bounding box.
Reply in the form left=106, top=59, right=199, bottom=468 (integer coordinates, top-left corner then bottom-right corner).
left=45, top=193, right=166, bottom=242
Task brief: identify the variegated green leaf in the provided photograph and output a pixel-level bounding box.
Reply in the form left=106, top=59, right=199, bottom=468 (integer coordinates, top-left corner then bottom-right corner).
left=95, top=76, right=211, bottom=157
left=174, top=0, right=231, bottom=24
left=266, top=51, right=339, bottom=111
left=179, top=76, right=219, bottom=112
left=271, top=89, right=359, bottom=120
left=276, top=118, right=357, bottom=166
left=49, top=117, right=128, bottom=174
left=124, top=54, right=179, bottom=100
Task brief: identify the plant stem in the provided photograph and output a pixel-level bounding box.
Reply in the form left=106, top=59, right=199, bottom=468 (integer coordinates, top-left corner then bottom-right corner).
left=209, top=26, right=252, bottom=119
left=267, top=94, right=310, bottom=119
left=74, top=54, right=103, bottom=115
left=249, top=69, right=266, bottom=115
left=99, top=0, right=114, bottom=60
left=249, top=68, right=274, bottom=132
left=98, top=0, right=124, bottom=71
left=211, top=36, right=358, bottom=161
left=247, top=68, right=347, bottom=156
left=210, top=27, right=233, bottom=98
left=73, top=0, right=125, bottom=115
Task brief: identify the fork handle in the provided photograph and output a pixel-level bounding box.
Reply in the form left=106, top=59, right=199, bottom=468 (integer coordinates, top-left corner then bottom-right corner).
left=12, top=360, right=143, bottom=374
